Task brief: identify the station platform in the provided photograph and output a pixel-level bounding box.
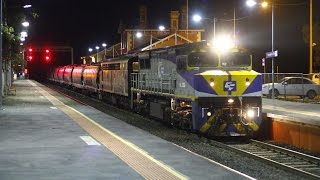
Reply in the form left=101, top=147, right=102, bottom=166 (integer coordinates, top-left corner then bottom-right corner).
left=262, top=99, right=320, bottom=125
left=0, top=80, right=253, bottom=180
left=262, top=99, right=320, bottom=153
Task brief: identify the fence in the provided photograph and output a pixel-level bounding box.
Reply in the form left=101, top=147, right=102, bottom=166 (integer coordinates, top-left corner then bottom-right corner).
left=261, top=73, right=320, bottom=102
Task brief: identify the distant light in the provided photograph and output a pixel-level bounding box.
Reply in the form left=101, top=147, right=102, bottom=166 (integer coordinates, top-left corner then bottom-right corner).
left=20, top=43, right=23, bottom=46
left=22, top=21, right=30, bottom=27
left=261, top=1, right=268, bottom=8
left=102, top=43, right=107, bottom=47
left=21, top=31, right=28, bottom=38
left=88, top=48, right=93, bottom=52
left=136, top=32, right=143, bottom=38
left=313, top=43, right=317, bottom=46
left=20, top=37, right=25, bottom=42
left=209, top=82, right=215, bottom=87
left=23, top=4, right=32, bottom=8
left=95, top=46, right=100, bottom=50
left=246, top=0, right=257, bottom=7
left=207, top=112, right=212, bottom=117
left=158, top=25, right=165, bottom=31
left=193, top=14, right=202, bottom=22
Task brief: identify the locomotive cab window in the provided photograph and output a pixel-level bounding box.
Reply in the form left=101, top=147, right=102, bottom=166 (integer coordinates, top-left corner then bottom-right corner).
left=188, top=51, right=218, bottom=67
left=221, top=52, right=250, bottom=67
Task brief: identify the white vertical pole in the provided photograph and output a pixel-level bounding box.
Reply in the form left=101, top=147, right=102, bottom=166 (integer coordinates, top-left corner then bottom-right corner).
left=234, top=8, right=236, bottom=45
left=186, top=0, right=189, bottom=40
left=271, top=2, right=275, bottom=99
left=0, top=0, right=3, bottom=107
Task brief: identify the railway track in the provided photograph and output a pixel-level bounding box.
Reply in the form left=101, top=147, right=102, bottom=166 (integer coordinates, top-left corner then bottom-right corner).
left=209, top=139, right=320, bottom=179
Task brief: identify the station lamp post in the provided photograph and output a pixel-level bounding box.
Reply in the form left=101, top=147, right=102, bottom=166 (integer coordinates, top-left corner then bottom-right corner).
left=193, top=14, right=217, bottom=41
left=95, top=46, right=100, bottom=62
left=246, top=0, right=275, bottom=99
left=102, top=43, right=107, bottom=59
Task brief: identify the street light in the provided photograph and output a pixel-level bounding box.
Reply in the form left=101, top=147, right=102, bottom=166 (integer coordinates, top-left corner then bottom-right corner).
left=246, top=0, right=275, bottom=99
left=95, top=46, right=100, bottom=62
left=246, top=0, right=257, bottom=7
left=102, top=43, right=107, bottom=59
left=23, top=5, right=32, bottom=9
left=22, top=21, right=29, bottom=27
left=193, top=14, right=217, bottom=40
left=88, top=48, right=93, bottom=52
left=136, top=25, right=165, bottom=50
left=20, top=31, right=28, bottom=38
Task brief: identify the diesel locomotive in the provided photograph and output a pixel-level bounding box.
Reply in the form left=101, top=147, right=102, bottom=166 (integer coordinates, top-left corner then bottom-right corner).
left=50, top=41, right=262, bottom=137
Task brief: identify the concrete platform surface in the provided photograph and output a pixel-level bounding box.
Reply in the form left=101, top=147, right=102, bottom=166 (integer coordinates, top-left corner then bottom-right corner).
left=0, top=80, right=253, bottom=180
left=262, top=98, right=320, bottom=126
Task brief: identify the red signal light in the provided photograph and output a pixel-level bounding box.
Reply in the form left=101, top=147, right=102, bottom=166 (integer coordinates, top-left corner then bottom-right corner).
left=28, top=56, right=33, bottom=61
left=24, top=68, right=28, bottom=74
left=28, top=48, right=33, bottom=52
left=44, top=49, right=51, bottom=62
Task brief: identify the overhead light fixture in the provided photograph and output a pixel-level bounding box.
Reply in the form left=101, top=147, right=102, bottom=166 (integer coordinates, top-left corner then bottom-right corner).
left=23, top=5, right=32, bottom=8
left=22, top=21, right=30, bottom=27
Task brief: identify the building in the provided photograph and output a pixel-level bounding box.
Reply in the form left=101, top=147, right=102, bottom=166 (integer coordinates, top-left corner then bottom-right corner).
left=84, top=5, right=204, bottom=64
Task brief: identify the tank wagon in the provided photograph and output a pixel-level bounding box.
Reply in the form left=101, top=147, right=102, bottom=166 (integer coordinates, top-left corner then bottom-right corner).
left=51, top=42, right=262, bottom=136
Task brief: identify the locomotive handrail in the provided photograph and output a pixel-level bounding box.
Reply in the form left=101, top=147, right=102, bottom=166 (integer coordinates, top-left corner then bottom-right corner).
left=131, top=73, right=175, bottom=95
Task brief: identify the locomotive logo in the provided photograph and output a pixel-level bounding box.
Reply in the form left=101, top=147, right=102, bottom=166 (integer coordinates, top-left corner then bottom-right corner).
left=224, top=81, right=236, bottom=91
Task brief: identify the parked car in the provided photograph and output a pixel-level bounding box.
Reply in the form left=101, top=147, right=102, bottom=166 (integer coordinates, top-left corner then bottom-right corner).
left=262, top=77, right=320, bottom=99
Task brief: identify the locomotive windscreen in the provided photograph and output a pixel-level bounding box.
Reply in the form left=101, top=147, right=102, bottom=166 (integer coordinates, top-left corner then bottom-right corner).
left=221, top=52, right=250, bottom=67
left=188, top=51, right=219, bottom=67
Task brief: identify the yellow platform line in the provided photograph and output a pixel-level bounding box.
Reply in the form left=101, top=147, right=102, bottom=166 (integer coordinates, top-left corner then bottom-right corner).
left=29, top=80, right=188, bottom=180
left=263, top=105, right=320, bottom=118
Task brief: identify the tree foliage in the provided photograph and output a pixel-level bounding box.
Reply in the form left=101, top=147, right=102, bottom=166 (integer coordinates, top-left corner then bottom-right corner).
left=2, top=0, right=39, bottom=73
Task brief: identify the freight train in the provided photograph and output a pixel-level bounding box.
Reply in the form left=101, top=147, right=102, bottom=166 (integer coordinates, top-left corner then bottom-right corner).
left=50, top=41, right=262, bottom=137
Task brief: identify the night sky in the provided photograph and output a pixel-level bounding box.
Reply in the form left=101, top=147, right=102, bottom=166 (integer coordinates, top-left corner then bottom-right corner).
left=28, top=0, right=320, bottom=73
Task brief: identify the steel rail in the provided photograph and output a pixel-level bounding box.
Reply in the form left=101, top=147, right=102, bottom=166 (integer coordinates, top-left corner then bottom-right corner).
left=208, top=139, right=320, bottom=180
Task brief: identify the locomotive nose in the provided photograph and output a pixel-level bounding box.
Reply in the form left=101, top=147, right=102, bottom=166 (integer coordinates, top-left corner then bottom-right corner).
left=194, top=70, right=261, bottom=96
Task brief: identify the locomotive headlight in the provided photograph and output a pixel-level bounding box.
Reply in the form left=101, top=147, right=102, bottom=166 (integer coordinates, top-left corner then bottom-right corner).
left=207, top=112, right=212, bottom=117
left=210, top=78, right=215, bottom=87
left=246, top=109, right=255, bottom=118
left=245, top=78, right=250, bottom=86
left=228, top=98, right=234, bottom=104
left=213, top=34, right=235, bottom=53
